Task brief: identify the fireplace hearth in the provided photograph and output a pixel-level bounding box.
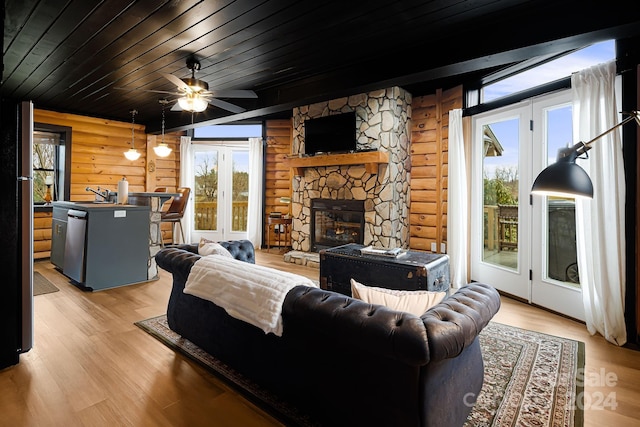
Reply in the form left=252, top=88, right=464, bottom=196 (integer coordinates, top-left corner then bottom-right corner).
left=311, top=199, right=364, bottom=252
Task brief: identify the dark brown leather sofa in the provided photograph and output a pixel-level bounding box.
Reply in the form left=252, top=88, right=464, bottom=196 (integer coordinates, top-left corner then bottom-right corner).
left=155, top=241, right=501, bottom=427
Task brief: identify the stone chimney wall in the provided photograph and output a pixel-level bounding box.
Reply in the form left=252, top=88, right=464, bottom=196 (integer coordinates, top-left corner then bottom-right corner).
left=290, top=87, right=411, bottom=251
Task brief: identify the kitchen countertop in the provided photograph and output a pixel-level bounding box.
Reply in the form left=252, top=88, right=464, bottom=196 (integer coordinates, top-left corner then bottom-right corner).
left=125, top=192, right=179, bottom=206
left=127, top=192, right=179, bottom=197
left=52, top=201, right=150, bottom=211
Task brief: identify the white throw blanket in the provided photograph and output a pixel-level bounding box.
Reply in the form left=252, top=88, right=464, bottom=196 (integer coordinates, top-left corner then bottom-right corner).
left=184, top=255, right=318, bottom=336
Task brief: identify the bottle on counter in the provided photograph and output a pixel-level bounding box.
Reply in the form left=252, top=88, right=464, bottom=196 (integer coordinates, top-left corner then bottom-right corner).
left=117, top=177, right=129, bottom=204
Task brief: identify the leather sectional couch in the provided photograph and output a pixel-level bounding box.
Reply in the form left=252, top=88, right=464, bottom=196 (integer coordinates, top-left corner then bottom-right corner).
left=155, top=241, right=501, bottom=427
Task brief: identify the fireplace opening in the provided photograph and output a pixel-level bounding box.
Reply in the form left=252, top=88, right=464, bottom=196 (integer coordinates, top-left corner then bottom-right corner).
left=311, top=199, right=364, bottom=252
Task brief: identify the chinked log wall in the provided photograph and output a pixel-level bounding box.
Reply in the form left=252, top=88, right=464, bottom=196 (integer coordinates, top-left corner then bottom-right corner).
left=262, top=85, right=463, bottom=253
left=32, top=109, right=182, bottom=259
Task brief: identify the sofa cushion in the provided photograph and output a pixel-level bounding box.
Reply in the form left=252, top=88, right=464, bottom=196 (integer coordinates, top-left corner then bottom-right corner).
left=350, top=279, right=446, bottom=316
left=198, top=238, right=234, bottom=258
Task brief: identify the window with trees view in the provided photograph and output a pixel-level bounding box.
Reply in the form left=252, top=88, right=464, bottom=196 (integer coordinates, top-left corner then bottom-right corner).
left=484, top=165, right=518, bottom=207
left=33, top=124, right=71, bottom=205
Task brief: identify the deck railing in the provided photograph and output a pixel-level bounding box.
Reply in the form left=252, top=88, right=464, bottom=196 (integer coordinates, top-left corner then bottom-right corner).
left=193, top=201, right=248, bottom=231
left=484, top=204, right=518, bottom=251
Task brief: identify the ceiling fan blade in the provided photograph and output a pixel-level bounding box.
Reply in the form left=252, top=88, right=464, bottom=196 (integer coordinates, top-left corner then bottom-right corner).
left=208, top=98, right=246, bottom=113
left=208, top=89, right=257, bottom=99
left=161, top=73, right=191, bottom=93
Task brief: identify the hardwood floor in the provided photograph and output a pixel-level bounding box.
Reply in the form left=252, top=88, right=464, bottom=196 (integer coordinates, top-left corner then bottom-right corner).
left=1, top=251, right=639, bottom=426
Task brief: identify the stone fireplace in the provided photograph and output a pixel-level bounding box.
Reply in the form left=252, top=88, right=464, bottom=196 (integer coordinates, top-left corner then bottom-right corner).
left=289, top=87, right=411, bottom=252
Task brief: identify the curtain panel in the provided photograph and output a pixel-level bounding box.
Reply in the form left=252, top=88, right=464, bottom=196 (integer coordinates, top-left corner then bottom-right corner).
left=573, top=60, right=627, bottom=346
left=179, top=136, right=193, bottom=244
left=447, top=109, right=469, bottom=288
left=247, top=137, right=264, bottom=248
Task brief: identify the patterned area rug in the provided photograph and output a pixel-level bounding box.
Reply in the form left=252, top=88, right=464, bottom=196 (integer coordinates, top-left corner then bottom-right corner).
left=135, top=316, right=584, bottom=427
left=463, top=322, right=584, bottom=427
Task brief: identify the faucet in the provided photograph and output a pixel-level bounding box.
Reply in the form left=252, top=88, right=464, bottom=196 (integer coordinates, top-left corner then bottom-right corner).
left=86, top=186, right=111, bottom=202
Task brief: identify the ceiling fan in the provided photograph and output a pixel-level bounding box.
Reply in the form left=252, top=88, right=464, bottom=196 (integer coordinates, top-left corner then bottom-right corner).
left=119, top=57, right=257, bottom=114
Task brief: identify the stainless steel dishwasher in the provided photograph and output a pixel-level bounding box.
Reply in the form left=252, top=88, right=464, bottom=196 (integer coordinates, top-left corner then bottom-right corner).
left=63, top=209, right=88, bottom=283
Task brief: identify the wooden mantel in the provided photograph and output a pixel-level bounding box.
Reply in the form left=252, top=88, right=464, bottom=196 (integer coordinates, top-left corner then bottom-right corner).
left=283, top=151, right=389, bottom=175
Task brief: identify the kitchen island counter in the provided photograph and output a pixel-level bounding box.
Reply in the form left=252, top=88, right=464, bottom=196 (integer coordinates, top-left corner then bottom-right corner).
left=51, top=202, right=150, bottom=291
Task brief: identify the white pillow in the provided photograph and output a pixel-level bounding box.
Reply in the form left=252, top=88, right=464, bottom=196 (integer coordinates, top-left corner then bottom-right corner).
left=350, top=279, right=446, bottom=316
left=198, top=238, right=234, bottom=258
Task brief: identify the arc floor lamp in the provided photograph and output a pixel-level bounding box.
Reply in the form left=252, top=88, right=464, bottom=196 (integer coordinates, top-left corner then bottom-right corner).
left=531, top=110, right=640, bottom=198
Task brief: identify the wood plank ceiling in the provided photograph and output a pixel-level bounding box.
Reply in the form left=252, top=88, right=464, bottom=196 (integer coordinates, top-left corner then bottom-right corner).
left=3, top=0, right=640, bottom=132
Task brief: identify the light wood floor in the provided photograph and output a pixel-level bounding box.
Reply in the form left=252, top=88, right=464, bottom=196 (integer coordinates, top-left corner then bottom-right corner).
left=1, top=250, right=639, bottom=426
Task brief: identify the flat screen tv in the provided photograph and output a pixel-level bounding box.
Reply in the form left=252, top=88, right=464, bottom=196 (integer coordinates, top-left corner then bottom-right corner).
left=304, top=112, right=356, bottom=155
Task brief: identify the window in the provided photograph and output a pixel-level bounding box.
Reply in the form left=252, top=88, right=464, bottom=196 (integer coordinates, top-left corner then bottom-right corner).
left=193, top=124, right=262, bottom=138
left=471, top=40, right=616, bottom=108
left=33, top=131, right=58, bottom=204
left=33, top=124, right=71, bottom=205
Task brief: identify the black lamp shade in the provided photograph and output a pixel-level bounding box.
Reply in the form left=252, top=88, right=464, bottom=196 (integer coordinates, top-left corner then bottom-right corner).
left=531, top=156, right=594, bottom=198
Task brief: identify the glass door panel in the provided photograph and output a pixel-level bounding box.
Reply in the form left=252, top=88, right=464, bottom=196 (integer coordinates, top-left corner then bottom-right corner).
left=193, top=149, right=220, bottom=235
left=531, top=95, right=584, bottom=321
left=545, top=105, right=579, bottom=286
left=481, top=118, right=520, bottom=271
left=230, top=151, right=249, bottom=233
left=471, top=104, right=530, bottom=300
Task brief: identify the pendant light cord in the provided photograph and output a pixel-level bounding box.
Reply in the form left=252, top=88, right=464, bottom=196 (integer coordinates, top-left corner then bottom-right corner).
left=161, top=103, right=165, bottom=144
left=130, top=109, right=138, bottom=149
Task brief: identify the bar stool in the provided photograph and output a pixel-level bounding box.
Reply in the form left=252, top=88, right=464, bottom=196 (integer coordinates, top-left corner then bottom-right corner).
left=160, top=187, right=190, bottom=246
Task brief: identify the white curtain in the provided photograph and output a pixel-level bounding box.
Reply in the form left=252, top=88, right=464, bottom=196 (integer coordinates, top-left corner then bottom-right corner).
left=573, top=61, right=627, bottom=346
left=246, top=137, right=263, bottom=248
left=179, top=136, right=193, bottom=244
left=447, top=109, right=468, bottom=288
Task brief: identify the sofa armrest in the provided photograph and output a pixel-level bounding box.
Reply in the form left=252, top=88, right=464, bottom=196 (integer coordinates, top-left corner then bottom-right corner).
left=283, top=286, right=431, bottom=366
left=156, top=247, right=201, bottom=282
left=421, top=283, right=500, bottom=361
left=172, top=243, right=199, bottom=254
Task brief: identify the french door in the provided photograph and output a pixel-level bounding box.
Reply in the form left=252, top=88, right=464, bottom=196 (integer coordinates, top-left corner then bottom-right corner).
left=471, top=91, right=585, bottom=321
left=190, top=143, right=250, bottom=243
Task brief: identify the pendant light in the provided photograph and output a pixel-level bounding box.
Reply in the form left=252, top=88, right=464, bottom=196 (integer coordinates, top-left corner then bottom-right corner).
left=124, top=109, right=141, bottom=161
left=153, top=99, right=172, bottom=157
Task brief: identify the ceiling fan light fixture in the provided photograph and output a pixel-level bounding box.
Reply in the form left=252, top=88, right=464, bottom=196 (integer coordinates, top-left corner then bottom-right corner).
left=178, top=94, right=208, bottom=112
left=182, top=77, right=209, bottom=92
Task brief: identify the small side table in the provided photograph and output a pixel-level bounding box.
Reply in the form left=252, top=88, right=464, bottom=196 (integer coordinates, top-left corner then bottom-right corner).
left=267, top=217, right=292, bottom=252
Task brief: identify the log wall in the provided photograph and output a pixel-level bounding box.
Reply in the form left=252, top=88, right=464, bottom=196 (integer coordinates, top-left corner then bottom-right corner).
left=409, top=86, right=463, bottom=252
left=32, top=109, right=182, bottom=258
left=263, top=119, right=294, bottom=249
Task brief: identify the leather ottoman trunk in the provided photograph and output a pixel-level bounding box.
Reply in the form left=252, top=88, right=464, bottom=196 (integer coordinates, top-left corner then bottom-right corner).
left=319, top=243, right=450, bottom=297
